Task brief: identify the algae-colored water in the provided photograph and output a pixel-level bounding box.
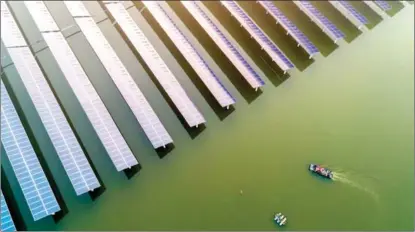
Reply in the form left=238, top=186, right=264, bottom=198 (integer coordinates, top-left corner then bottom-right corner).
left=1, top=1, right=413, bottom=231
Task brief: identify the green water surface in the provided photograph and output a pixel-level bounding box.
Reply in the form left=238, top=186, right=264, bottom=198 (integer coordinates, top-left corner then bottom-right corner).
left=1, top=1, right=413, bottom=231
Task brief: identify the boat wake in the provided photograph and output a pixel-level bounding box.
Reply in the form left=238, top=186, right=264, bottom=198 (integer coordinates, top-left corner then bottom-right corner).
left=332, top=171, right=380, bottom=204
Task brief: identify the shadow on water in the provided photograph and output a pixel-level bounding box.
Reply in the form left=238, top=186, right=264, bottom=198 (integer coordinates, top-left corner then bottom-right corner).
left=1, top=169, right=27, bottom=231
left=123, top=164, right=142, bottom=180
left=139, top=3, right=235, bottom=121
left=274, top=1, right=339, bottom=57
left=155, top=143, right=175, bottom=159
left=349, top=1, right=383, bottom=29
left=202, top=1, right=293, bottom=88
left=167, top=2, right=264, bottom=101
left=99, top=2, right=205, bottom=139
left=311, top=1, right=362, bottom=43
left=238, top=1, right=315, bottom=71
left=387, top=1, right=406, bottom=17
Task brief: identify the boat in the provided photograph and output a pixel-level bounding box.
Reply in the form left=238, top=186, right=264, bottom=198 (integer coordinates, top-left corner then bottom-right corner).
left=309, top=164, right=334, bottom=179
left=273, top=213, right=287, bottom=226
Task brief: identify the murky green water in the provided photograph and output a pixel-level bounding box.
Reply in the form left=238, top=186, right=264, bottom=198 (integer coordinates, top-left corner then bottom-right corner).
left=1, top=1, right=413, bottom=231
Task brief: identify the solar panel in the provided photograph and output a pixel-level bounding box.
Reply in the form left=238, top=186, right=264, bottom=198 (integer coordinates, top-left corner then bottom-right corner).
left=221, top=1, right=294, bottom=73
left=63, top=1, right=173, bottom=149
left=24, top=1, right=139, bottom=171
left=1, top=81, right=61, bottom=221
left=62, top=0, right=90, bottom=17
left=0, top=192, right=16, bottom=232
left=331, top=1, right=369, bottom=29
left=143, top=1, right=235, bottom=108
left=362, top=1, right=389, bottom=17
left=0, top=1, right=26, bottom=48
left=103, top=1, right=206, bottom=127
left=374, top=0, right=392, bottom=11
left=2, top=1, right=100, bottom=196
left=257, top=1, right=319, bottom=58
left=293, top=1, right=345, bottom=43
left=181, top=1, right=265, bottom=90
left=20, top=1, right=59, bottom=32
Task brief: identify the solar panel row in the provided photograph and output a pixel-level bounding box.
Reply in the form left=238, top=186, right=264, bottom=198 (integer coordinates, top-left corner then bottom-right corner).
left=24, top=1, right=139, bottom=172
left=0, top=192, right=16, bottom=232
left=293, top=1, right=344, bottom=43
left=221, top=1, right=294, bottom=73
left=1, top=1, right=101, bottom=196
left=362, top=1, right=390, bottom=18
left=143, top=1, right=236, bottom=109
left=257, top=1, right=319, bottom=58
left=1, top=80, right=60, bottom=221
left=63, top=1, right=173, bottom=149
left=0, top=1, right=26, bottom=48
left=374, top=0, right=392, bottom=11
left=334, top=1, right=369, bottom=28
left=181, top=1, right=265, bottom=90
left=103, top=1, right=206, bottom=128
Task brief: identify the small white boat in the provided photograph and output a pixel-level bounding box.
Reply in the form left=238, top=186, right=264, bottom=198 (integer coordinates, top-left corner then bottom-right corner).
left=274, top=212, right=287, bottom=226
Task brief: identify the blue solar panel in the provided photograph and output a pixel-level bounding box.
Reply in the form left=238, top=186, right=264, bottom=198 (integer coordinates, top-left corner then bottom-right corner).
left=221, top=1, right=294, bottom=72
left=0, top=192, right=16, bottom=232
left=258, top=1, right=318, bottom=57
left=337, top=1, right=369, bottom=24
left=64, top=1, right=173, bottom=150
left=103, top=2, right=205, bottom=127
left=25, top=1, right=139, bottom=172
left=143, top=2, right=235, bottom=108
left=1, top=80, right=61, bottom=221
left=295, top=1, right=345, bottom=41
left=8, top=46, right=102, bottom=196
left=2, top=0, right=101, bottom=196
left=374, top=0, right=392, bottom=11
left=183, top=1, right=265, bottom=88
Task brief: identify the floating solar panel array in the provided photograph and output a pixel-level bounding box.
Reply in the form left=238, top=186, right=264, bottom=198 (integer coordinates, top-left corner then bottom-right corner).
left=24, top=1, right=139, bottom=171
left=363, top=1, right=389, bottom=17
left=142, top=1, right=235, bottom=109
left=221, top=1, right=294, bottom=74
left=374, top=0, right=392, bottom=11
left=1, top=0, right=100, bottom=196
left=257, top=1, right=319, bottom=58
left=0, top=192, right=16, bottom=232
left=102, top=1, right=206, bottom=127
left=328, top=1, right=368, bottom=30
left=1, top=81, right=61, bottom=221
left=293, top=1, right=345, bottom=43
left=63, top=1, right=173, bottom=149
left=181, top=1, right=265, bottom=90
